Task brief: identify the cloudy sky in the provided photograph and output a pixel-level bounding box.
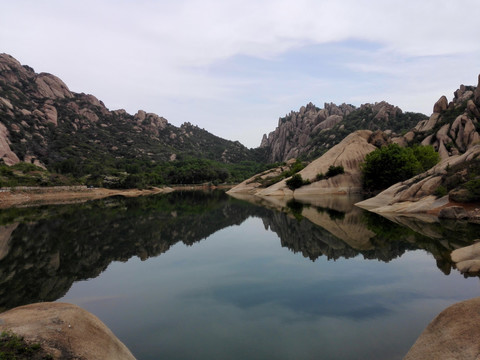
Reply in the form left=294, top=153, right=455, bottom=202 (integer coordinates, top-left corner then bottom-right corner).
left=1, top=0, right=479, bottom=148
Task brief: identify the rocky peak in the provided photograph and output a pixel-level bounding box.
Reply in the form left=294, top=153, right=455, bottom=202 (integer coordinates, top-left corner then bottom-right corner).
left=260, top=100, right=418, bottom=163
left=411, top=74, right=480, bottom=159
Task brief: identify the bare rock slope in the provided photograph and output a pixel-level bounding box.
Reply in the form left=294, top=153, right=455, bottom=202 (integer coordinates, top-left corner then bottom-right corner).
left=229, top=130, right=378, bottom=196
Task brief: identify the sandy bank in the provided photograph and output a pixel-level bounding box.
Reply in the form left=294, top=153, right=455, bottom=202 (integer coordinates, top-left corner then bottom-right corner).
left=0, top=186, right=174, bottom=208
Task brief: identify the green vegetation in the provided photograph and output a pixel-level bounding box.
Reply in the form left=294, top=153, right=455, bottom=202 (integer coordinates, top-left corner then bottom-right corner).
left=434, top=185, right=448, bottom=198
left=0, top=162, right=80, bottom=188
left=437, top=157, right=480, bottom=202
left=0, top=157, right=277, bottom=189
left=0, top=331, right=52, bottom=360
left=286, top=173, right=310, bottom=190
left=316, top=165, right=345, bottom=181
left=361, top=144, right=439, bottom=191
left=254, top=160, right=307, bottom=188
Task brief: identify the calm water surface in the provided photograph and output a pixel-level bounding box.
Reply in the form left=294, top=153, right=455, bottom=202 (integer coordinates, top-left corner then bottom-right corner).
left=1, top=190, right=479, bottom=359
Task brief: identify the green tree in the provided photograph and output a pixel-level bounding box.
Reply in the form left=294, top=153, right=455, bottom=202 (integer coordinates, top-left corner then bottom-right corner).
left=362, top=144, right=421, bottom=191
left=412, top=145, right=440, bottom=172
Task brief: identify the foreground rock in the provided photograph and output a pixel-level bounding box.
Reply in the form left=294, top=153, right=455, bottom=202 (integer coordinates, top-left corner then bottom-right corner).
left=405, top=297, right=480, bottom=359
left=0, top=302, right=136, bottom=360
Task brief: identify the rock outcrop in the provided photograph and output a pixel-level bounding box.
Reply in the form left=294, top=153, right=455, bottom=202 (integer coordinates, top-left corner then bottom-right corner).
left=405, top=297, right=480, bottom=360
left=0, top=302, right=136, bottom=360
left=229, top=130, right=378, bottom=196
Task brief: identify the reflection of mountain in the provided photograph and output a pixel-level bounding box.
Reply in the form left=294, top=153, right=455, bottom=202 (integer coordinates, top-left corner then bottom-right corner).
left=235, top=194, right=480, bottom=271
left=0, top=191, right=260, bottom=311
left=1, top=191, right=479, bottom=312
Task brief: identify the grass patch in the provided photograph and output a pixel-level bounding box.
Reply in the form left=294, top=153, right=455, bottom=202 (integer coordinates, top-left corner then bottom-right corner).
left=0, top=331, right=52, bottom=359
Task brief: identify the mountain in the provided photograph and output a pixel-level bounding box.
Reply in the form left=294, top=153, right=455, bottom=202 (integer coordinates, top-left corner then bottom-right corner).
left=260, top=101, right=427, bottom=162
left=230, top=74, right=480, bottom=205
left=0, top=53, right=266, bottom=186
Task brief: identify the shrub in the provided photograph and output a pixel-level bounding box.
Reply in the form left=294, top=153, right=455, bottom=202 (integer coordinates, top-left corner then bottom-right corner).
left=361, top=144, right=439, bottom=191
left=286, top=174, right=310, bottom=190
left=434, top=185, right=448, bottom=198
left=325, top=165, right=345, bottom=178
left=316, top=173, right=325, bottom=181
left=464, top=179, right=480, bottom=202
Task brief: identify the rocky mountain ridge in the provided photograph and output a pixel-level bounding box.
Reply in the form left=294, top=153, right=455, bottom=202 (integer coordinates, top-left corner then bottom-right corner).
left=0, top=53, right=258, bottom=173
left=260, top=100, right=427, bottom=162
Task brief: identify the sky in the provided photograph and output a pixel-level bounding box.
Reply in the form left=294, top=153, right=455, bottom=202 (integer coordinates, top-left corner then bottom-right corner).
left=1, top=0, right=479, bottom=148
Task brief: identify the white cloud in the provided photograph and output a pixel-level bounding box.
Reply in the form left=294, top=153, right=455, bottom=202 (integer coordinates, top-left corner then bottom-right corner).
left=1, top=0, right=479, bottom=147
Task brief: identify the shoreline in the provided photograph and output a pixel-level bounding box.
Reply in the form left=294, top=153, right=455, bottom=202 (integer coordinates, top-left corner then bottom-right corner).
left=0, top=184, right=236, bottom=209
left=0, top=186, right=173, bottom=208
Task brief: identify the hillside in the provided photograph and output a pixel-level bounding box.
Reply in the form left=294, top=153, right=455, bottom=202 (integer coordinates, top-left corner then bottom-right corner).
left=0, top=53, right=267, bottom=187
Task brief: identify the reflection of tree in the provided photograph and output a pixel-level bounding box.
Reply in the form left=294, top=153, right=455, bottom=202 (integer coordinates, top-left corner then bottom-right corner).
left=1, top=191, right=479, bottom=312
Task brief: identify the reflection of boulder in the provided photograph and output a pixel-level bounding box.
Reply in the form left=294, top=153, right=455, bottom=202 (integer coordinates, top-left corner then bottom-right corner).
left=301, top=206, right=375, bottom=251
left=451, top=241, right=480, bottom=275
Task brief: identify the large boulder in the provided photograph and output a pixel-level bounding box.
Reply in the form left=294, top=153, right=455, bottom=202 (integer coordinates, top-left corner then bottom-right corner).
left=0, top=302, right=136, bottom=360
left=433, top=95, right=448, bottom=113
left=475, top=74, right=480, bottom=106
left=405, top=297, right=480, bottom=359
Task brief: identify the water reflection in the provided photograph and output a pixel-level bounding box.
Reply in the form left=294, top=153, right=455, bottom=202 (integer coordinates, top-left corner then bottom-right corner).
left=0, top=190, right=479, bottom=312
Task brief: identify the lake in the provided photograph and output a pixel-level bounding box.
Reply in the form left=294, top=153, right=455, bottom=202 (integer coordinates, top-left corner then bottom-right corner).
left=1, top=190, right=479, bottom=359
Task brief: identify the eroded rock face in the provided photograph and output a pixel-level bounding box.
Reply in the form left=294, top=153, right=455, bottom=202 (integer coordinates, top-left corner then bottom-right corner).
left=0, top=302, right=136, bottom=360
left=405, top=297, right=480, bottom=360
left=0, top=122, right=20, bottom=165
